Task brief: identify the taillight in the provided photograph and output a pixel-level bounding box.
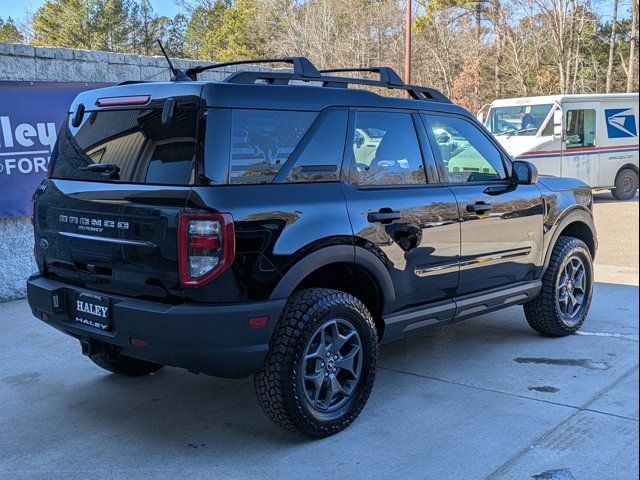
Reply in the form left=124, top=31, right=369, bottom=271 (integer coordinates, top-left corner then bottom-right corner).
left=178, top=213, right=235, bottom=287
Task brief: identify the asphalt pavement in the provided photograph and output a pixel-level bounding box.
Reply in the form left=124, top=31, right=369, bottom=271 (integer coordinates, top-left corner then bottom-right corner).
left=0, top=192, right=637, bottom=480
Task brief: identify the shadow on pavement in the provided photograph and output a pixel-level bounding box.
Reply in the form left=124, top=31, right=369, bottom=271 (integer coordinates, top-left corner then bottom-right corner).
left=593, top=191, right=639, bottom=204
left=52, top=281, right=638, bottom=449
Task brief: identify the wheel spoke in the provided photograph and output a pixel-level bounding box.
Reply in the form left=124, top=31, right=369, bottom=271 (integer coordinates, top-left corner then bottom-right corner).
left=324, top=374, right=347, bottom=406
left=574, top=269, right=585, bottom=292
left=335, top=345, right=360, bottom=377
left=568, top=291, right=578, bottom=315
left=334, top=330, right=356, bottom=352
left=326, top=320, right=340, bottom=349
left=565, top=262, right=574, bottom=280
left=320, top=324, right=329, bottom=351
left=563, top=292, right=572, bottom=315
left=305, top=351, right=319, bottom=362
left=304, top=370, right=325, bottom=404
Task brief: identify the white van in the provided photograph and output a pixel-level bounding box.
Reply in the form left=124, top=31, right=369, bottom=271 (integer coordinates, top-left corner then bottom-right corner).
left=479, top=93, right=639, bottom=200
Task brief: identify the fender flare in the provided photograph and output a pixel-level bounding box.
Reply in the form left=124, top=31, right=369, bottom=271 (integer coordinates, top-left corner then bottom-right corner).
left=542, top=207, right=597, bottom=274
left=269, top=245, right=396, bottom=315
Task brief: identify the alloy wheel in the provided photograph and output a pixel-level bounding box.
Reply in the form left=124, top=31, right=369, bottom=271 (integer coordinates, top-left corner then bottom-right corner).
left=301, top=319, right=363, bottom=413
left=556, top=255, right=588, bottom=324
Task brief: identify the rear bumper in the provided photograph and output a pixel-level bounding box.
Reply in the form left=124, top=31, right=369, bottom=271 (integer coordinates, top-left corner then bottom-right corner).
left=27, top=275, right=285, bottom=378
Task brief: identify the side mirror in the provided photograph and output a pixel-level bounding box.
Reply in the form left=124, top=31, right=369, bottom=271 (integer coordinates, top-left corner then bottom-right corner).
left=512, top=160, right=538, bottom=185
left=355, top=132, right=364, bottom=148
left=436, top=132, right=450, bottom=144
left=553, top=109, right=563, bottom=138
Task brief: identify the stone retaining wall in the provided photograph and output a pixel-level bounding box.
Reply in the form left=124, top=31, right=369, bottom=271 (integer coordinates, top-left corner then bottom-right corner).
left=0, top=42, right=259, bottom=301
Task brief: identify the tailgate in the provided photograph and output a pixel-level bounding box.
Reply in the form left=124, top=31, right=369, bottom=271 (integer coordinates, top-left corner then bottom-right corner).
left=35, top=180, right=190, bottom=300
left=34, top=87, right=201, bottom=300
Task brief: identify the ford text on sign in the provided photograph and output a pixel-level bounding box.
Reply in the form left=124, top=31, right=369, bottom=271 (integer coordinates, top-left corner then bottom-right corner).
left=0, top=82, right=111, bottom=218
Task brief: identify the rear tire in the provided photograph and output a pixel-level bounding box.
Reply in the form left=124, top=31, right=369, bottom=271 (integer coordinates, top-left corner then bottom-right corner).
left=524, top=236, right=593, bottom=336
left=612, top=168, right=638, bottom=201
left=90, top=347, right=163, bottom=376
left=254, top=288, right=378, bottom=438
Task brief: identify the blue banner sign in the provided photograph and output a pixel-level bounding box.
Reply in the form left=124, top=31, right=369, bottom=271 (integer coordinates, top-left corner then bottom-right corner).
left=0, top=81, right=111, bottom=218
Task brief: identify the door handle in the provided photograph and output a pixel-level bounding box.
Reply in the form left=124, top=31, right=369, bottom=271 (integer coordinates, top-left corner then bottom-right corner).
left=466, top=202, right=493, bottom=214
left=367, top=209, right=402, bottom=224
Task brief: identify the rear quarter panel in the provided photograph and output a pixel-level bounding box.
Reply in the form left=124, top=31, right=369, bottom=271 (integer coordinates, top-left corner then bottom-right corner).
left=184, top=182, right=353, bottom=303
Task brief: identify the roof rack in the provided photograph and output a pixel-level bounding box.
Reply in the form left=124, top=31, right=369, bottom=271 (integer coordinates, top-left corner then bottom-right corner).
left=185, top=57, right=321, bottom=81
left=186, top=55, right=450, bottom=103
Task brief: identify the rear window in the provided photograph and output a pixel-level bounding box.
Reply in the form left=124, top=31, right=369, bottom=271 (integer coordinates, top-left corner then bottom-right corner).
left=230, top=109, right=317, bottom=184
left=51, top=108, right=197, bottom=184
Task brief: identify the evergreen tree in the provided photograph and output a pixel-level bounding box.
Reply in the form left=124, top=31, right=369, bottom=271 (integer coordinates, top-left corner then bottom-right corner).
left=0, top=17, right=24, bottom=43
left=183, top=0, right=262, bottom=61
left=32, top=0, right=96, bottom=49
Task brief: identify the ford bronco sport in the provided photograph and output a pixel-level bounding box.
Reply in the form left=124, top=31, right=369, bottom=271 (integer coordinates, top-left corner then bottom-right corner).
left=27, top=57, right=597, bottom=438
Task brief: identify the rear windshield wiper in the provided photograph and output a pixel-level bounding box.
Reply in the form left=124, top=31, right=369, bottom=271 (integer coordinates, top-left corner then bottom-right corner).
left=80, top=163, right=120, bottom=179
left=80, top=163, right=119, bottom=173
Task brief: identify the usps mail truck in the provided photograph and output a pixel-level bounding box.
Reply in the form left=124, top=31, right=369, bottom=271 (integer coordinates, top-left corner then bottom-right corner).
left=479, top=93, right=639, bottom=200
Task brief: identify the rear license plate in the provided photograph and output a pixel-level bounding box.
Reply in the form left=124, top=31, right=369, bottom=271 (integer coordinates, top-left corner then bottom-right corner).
left=73, top=291, right=110, bottom=331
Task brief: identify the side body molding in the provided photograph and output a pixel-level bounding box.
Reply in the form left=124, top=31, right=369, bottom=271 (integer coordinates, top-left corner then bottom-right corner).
left=269, top=245, right=396, bottom=315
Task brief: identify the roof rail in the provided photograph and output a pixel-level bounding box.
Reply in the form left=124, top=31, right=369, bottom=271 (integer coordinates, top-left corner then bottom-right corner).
left=185, top=57, right=321, bottom=81
left=224, top=70, right=451, bottom=103
left=319, top=67, right=405, bottom=87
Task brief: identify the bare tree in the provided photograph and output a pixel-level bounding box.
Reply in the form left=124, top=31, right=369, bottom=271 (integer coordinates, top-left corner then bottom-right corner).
left=628, top=0, right=639, bottom=92
left=606, top=0, right=619, bottom=93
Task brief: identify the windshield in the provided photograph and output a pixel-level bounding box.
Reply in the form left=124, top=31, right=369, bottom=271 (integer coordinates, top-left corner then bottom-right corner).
left=486, top=104, right=553, bottom=137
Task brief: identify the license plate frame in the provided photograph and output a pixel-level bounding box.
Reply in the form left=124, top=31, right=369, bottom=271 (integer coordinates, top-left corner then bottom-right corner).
left=73, top=291, right=111, bottom=331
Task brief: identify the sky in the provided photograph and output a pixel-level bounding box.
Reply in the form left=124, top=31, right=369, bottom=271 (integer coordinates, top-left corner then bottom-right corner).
left=1, top=0, right=183, bottom=21
left=0, top=0, right=634, bottom=23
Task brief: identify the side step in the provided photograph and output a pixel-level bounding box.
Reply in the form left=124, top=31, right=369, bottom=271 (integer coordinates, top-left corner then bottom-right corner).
left=382, top=280, right=542, bottom=343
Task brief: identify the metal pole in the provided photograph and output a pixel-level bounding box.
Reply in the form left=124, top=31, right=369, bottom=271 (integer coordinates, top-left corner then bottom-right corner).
left=404, top=0, right=412, bottom=96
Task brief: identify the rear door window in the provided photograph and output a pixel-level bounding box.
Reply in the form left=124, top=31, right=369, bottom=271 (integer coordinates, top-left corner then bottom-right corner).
left=349, top=111, right=426, bottom=186
left=51, top=108, right=198, bottom=184
left=230, top=109, right=318, bottom=184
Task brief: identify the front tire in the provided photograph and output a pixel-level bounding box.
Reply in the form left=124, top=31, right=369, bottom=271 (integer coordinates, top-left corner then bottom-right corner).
left=612, top=168, right=638, bottom=201
left=254, top=288, right=378, bottom=438
left=89, top=347, right=163, bottom=376
left=524, top=236, right=593, bottom=336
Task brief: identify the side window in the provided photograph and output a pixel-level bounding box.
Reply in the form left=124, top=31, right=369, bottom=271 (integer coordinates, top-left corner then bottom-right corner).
left=566, top=109, right=596, bottom=148
left=283, top=109, right=347, bottom=183
left=350, top=111, right=426, bottom=186
left=540, top=116, right=554, bottom=136
left=230, top=109, right=317, bottom=184
left=424, top=114, right=507, bottom=183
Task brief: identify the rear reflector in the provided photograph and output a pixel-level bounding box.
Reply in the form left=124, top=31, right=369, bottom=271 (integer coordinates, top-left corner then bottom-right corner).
left=130, top=337, right=148, bottom=347
left=95, top=95, right=151, bottom=107
left=248, top=316, right=269, bottom=329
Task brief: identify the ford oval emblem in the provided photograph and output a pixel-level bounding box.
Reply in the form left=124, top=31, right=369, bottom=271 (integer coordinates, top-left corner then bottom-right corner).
left=38, top=238, right=49, bottom=250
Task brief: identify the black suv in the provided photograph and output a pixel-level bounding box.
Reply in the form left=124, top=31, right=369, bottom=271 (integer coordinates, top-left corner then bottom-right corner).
left=28, top=57, right=597, bottom=438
